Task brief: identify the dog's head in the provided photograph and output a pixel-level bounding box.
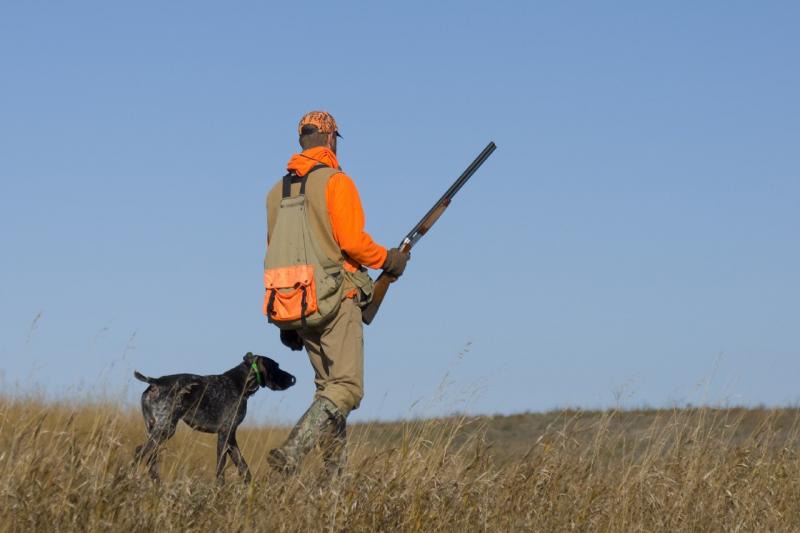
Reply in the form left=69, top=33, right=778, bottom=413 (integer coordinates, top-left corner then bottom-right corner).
left=243, top=352, right=296, bottom=391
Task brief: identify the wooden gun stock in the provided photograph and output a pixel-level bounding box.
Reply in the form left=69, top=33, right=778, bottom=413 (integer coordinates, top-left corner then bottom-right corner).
left=361, top=141, right=496, bottom=325
left=361, top=242, right=410, bottom=325
left=361, top=272, right=391, bottom=325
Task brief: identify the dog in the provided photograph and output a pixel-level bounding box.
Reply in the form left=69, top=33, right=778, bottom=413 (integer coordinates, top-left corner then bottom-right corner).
left=133, top=352, right=295, bottom=483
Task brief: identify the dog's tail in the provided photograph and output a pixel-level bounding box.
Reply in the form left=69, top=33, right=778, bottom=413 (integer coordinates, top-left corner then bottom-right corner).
left=133, top=370, right=156, bottom=384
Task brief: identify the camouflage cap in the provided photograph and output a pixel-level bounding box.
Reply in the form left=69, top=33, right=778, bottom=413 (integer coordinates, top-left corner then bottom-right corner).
left=298, top=111, right=342, bottom=137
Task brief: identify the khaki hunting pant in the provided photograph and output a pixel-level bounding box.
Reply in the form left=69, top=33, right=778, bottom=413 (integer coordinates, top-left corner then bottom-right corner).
left=299, top=297, right=364, bottom=417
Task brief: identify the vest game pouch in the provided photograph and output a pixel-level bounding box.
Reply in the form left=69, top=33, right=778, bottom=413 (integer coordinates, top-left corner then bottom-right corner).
left=263, top=264, right=318, bottom=322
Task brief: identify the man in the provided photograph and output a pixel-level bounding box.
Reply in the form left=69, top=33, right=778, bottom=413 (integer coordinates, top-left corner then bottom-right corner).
left=265, top=110, right=409, bottom=475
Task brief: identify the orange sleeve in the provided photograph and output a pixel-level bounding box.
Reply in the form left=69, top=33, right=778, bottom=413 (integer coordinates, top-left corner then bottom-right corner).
left=326, top=172, right=387, bottom=270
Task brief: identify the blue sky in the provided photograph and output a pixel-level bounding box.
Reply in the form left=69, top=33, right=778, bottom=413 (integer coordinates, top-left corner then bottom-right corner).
left=1, top=1, right=798, bottom=422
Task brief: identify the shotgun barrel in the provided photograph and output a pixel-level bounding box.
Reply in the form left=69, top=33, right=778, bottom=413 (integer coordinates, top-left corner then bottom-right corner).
left=362, top=141, right=496, bottom=325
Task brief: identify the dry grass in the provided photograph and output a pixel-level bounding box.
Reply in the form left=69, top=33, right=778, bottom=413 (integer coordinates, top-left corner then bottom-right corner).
left=1, top=395, right=799, bottom=532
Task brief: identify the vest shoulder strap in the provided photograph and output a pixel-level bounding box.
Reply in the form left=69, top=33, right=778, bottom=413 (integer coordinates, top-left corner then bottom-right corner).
left=281, top=164, right=340, bottom=199
left=281, top=172, right=309, bottom=198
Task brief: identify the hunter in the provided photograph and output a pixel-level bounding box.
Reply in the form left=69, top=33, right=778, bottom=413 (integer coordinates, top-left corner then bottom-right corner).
left=264, top=110, right=409, bottom=475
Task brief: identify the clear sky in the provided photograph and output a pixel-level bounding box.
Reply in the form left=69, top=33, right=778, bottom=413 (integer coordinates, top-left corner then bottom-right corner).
left=1, top=1, right=798, bottom=423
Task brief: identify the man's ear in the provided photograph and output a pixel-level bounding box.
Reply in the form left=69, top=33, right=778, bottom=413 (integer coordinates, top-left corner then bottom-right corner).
left=243, top=352, right=254, bottom=364
left=328, top=132, right=337, bottom=154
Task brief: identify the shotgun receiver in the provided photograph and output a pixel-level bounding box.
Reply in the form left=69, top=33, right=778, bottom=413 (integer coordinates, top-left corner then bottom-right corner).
left=361, top=141, right=497, bottom=325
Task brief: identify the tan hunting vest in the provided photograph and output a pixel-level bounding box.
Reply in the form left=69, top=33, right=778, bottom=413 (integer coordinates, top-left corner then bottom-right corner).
left=266, top=165, right=346, bottom=273
left=267, top=164, right=376, bottom=297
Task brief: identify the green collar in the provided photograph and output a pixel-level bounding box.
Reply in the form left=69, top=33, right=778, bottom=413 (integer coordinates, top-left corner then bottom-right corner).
left=251, top=361, right=263, bottom=387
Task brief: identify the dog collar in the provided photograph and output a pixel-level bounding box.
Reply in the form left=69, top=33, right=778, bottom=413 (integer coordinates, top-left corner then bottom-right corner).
left=250, top=361, right=263, bottom=387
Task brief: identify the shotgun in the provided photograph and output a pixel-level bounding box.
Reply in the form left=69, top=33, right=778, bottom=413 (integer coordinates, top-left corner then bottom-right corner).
left=361, top=141, right=497, bottom=325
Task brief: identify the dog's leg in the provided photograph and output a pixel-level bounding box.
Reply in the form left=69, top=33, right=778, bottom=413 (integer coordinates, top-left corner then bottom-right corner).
left=134, top=437, right=163, bottom=481
left=215, top=432, right=229, bottom=484
left=135, top=409, right=180, bottom=482
left=225, top=431, right=251, bottom=483
left=144, top=423, right=179, bottom=481
left=133, top=443, right=150, bottom=469
left=134, top=411, right=162, bottom=481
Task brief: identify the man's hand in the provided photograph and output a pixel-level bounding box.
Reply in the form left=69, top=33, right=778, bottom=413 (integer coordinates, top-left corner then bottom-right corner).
left=280, top=329, right=304, bottom=351
left=382, top=248, right=410, bottom=278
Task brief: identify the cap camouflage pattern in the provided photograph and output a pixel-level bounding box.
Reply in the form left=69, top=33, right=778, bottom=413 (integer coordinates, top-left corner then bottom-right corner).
left=298, top=111, right=341, bottom=137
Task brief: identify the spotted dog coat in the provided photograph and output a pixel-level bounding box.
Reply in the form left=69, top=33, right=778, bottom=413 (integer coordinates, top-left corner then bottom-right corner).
left=133, top=352, right=295, bottom=483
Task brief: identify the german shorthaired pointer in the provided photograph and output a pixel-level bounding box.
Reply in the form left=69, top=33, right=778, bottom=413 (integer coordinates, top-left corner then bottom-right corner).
left=133, top=352, right=295, bottom=483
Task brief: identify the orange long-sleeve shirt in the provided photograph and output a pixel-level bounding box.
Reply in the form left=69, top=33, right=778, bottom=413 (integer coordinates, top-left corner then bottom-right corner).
left=284, top=147, right=387, bottom=272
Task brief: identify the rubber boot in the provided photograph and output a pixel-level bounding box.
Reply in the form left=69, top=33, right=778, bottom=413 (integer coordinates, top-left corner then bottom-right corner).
left=321, top=410, right=347, bottom=478
left=267, top=396, right=344, bottom=475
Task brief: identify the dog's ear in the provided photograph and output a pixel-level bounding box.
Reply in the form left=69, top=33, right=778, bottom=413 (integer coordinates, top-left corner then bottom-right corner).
left=243, top=352, right=255, bottom=364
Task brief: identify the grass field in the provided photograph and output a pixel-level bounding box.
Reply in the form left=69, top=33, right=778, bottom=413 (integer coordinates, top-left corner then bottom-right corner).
left=2, top=396, right=799, bottom=531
